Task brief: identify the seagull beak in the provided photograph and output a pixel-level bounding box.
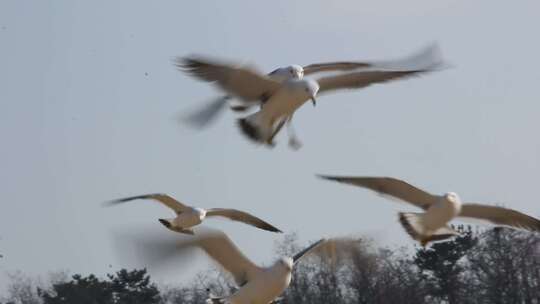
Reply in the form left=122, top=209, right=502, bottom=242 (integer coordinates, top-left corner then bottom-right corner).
left=311, top=97, right=317, bottom=107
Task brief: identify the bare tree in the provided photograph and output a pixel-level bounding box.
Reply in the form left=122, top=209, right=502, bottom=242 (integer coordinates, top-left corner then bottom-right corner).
left=413, top=225, right=477, bottom=304
left=3, top=271, right=43, bottom=304
left=467, top=228, right=540, bottom=304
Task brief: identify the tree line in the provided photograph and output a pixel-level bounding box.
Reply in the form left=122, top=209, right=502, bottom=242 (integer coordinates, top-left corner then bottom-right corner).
left=2, top=226, right=539, bottom=304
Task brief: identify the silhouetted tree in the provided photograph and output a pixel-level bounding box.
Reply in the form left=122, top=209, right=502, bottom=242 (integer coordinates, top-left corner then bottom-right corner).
left=108, top=269, right=160, bottom=304
left=377, top=247, right=427, bottom=304
left=38, top=269, right=159, bottom=304
left=414, top=225, right=477, bottom=303
left=4, top=230, right=540, bottom=304
left=39, top=274, right=113, bottom=304
left=467, top=227, right=540, bottom=304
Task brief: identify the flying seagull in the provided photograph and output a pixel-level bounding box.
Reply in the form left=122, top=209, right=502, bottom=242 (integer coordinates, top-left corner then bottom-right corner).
left=176, top=57, right=374, bottom=129
left=177, top=44, right=443, bottom=148
left=105, top=193, right=282, bottom=235
left=181, top=230, right=326, bottom=304
left=318, top=175, right=540, bottom=246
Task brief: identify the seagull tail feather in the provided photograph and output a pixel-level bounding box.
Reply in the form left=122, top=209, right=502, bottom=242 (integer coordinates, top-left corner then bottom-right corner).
left=237, top=111, right=269, bottom=143
left=399, top=213, right=459, bottom=246
left=398, top=212, right=428, bottom=242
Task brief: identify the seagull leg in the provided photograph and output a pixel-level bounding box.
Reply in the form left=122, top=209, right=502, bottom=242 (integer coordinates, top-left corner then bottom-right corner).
left=286, top=115, right=302, bottom=150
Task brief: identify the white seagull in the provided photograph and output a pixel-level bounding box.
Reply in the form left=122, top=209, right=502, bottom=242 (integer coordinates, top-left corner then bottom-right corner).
left=319, top=175, right=540, bottom=246
left=105, top=193, right=282, bottom=235
left=176, top=57, right=373, bottom=129
left=185, top=230, right=327, bottom=304
left=177, top=45, right=444, bottom=148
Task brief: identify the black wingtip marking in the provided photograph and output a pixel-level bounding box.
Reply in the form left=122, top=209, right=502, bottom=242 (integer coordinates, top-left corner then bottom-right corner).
left=237, top=118, right=262, bottom=143
left=107, top=193, right=160, bottom=205
left=267, top=226, right=283, bottom=233
left=317, top=174, right=340, bottom=182
left=398, top=213, right=422, bottom=241
left=158, top=219, right=171, bottom=228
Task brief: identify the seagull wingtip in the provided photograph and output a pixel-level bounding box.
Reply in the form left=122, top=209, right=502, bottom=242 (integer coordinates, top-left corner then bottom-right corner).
left=101, top=200, right=120, bottom=208
left=317, top=174, right=339, bottom=181
left=172, top=56, right=206, bottom=71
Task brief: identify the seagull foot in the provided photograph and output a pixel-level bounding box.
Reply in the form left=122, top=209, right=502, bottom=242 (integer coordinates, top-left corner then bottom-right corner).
left=288, top=138, right=302, bottom=150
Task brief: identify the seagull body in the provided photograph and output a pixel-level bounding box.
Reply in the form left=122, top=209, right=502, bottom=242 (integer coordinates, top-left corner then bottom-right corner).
left=403, top=192, right=463, bottom=244
left=105, top=193, right=282, bottom=235
left=238, top=79, right=319, bottom=144
left=220, top=257, right=292, bottom=304
left=162, top=206, right=205, bottom=234
left=173, top=230, right=326, bottom=304
left=178, top=44, right=444, bottom=147
left=237, top=62, right=442, bottom=146
left=319, top=176, right=540, bottom=246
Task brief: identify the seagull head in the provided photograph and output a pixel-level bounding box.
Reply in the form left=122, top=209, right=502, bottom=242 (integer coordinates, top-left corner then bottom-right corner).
left=289, top=65, right=304, bottom=79
left=268, top=65, right=304, bottom=81
left=298, top=79, right=319, bottom=106
left=444, top=192, right=461, bottom=204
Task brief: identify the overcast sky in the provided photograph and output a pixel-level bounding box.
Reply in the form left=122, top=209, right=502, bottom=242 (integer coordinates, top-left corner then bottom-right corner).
left=1, top=0, right=540, bottom=289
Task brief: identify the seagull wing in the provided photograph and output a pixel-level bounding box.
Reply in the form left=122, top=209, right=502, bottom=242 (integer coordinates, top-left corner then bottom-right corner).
left=175, top=56, right=281, bottom=102
left=316, top=43, right=444, bottom=95
left=304, top=43, right=443, bottom=76
left=303, top=61, right=373, bottom=75
left=180, top=96, right=230, bottom=128
left=459, top=204, right=540, bottom=232
left=197, top=231, right=264, bottom=286
left=318, top=175, right=437, bottom=209
left=292, top=239, right=327, bottom=264
left=316, top=68, right=437, bottom=95
left=206, top=208, right=282, bottom=233
left=105, top=193, right=188, bottom=213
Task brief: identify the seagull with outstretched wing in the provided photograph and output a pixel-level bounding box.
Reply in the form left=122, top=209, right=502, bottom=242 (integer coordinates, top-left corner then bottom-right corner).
left=177, top=44, right=443, bottom=148
left=319, top=175, right=540, bottom=246
left=177, top=56, right=374, bottom=127
left=234, top=45, right=443, bottom=148
left=105, top=193, right=282, bottom=235
left=178, top=230, right=326, bottom=304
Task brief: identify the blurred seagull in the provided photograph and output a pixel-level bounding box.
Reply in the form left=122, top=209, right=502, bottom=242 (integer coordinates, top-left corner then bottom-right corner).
left=318, top=175, right=540, bottom=246
left=105, top=193, right=282, bottom=235
left=188, top=230, right=326, bottom=304
left=176, top=57, right=373, bottom=128
left=177, top=44, right=444, bottom=148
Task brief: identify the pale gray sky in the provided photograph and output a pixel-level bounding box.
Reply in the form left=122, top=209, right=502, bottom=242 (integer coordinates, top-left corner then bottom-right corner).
left=1, top=0, right=540, bottom=289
